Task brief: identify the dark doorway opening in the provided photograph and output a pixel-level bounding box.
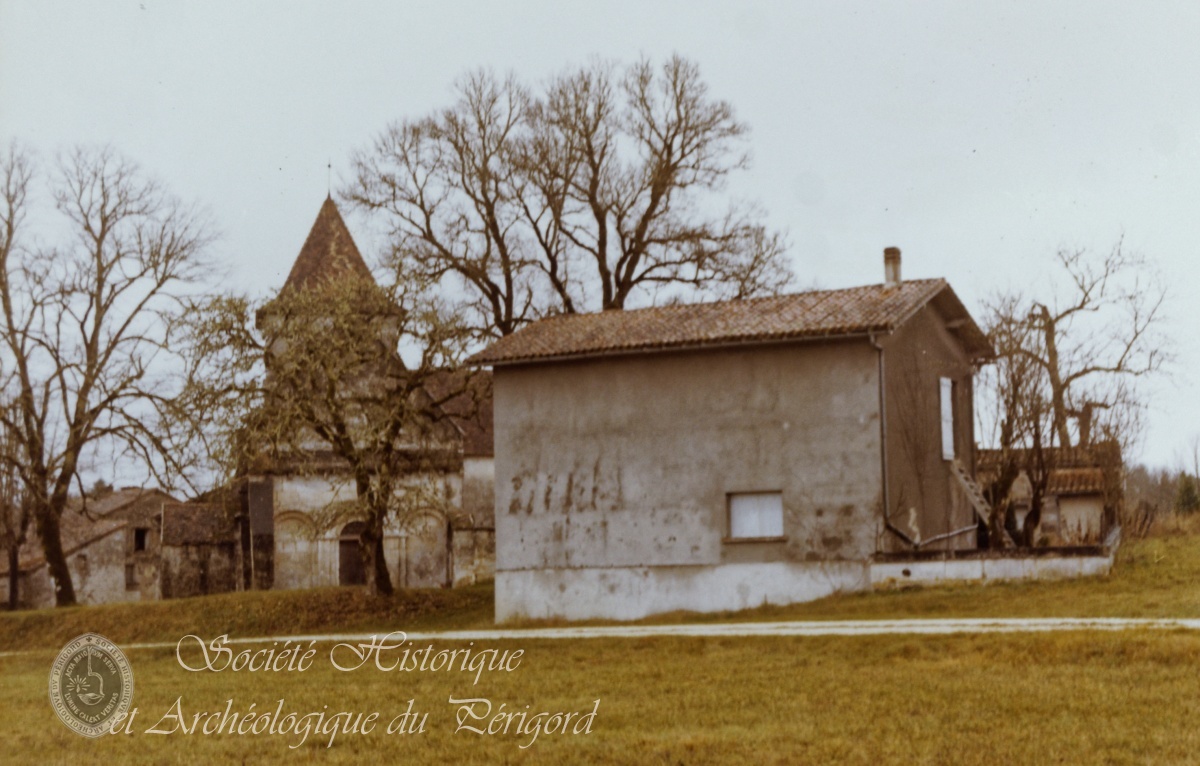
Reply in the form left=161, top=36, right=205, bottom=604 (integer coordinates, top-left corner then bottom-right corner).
left=338, top=521, right=367, bottom=586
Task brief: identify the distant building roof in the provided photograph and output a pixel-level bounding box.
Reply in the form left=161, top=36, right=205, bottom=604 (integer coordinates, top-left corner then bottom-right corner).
left=281, top=196, right=374, bottom=293
left=69, top=487, right=177, bottom=518
left=161, top=503, right=238, bottom=546
left=423, top=370, right=494, bottom=458
left=468, top=279, right=993, bottom=366
left=1047, top=467, right=1108, bottom=496
left=976, top=444, right=1121, bottom=498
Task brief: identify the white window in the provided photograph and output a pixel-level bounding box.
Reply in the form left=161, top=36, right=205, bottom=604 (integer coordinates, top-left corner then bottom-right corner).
left=728, top=492, right=784, bottom=539
left=940, top=377, right=955, bottom=461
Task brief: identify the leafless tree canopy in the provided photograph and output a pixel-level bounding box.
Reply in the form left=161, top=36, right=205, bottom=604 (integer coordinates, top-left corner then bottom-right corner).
left=977, top=243, right=1169, bottom=544
left=0, top=143, right=214, bottom=606
left=345, top=56, right=793, bottom=338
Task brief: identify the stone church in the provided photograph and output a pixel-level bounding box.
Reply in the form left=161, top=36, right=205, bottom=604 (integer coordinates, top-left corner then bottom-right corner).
left=245, top=197, right=495, bottom=591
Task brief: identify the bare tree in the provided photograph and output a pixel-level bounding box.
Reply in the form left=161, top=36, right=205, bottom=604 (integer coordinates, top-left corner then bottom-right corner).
left=346, top=56, right=792, bottom=338
left=177, top=271, right=476, bottom=596
left=1021, top=243, right=1168, bottom=450
left=0, top=402, right=30, bottom=609
left=978, top=244, right=1168, bottom=546
left=978, top=291, right=1057, bottom=546
left=0, top=143, right=214, bottom=606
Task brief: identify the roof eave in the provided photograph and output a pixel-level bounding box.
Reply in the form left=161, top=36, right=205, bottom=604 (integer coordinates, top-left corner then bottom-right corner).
left=468, top=328, right=891, bottom=368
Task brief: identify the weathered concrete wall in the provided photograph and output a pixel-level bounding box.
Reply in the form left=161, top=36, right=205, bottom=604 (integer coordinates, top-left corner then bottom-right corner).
left=493, top=341, right=883, bottom=621
left=94, top=494, right=168, bottom=601
left=881, top=304, right=978, bottom=552
left=1059, top=496, right=1103, bottom=544
left=461, top=457, right=495, bottom=527
left=14, top=528, right=141, bottom=609
left=274, top=512, right=318, bottom=590
left=161, top=543, right=239, bottom=599
left=452, top=457, right=495, bottom=586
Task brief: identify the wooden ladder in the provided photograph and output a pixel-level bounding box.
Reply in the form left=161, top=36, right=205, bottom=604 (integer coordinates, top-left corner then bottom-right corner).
left=950, top=458, right=997, bottom=527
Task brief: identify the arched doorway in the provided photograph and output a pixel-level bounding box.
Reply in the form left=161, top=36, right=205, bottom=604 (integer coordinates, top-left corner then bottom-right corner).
left=338, top=521, right=366, bottom=586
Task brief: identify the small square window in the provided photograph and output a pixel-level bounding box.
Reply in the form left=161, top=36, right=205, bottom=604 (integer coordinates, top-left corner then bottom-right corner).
left=727, top=492, right=784, bottom=539
left=134, top=528, right=148, bottom=552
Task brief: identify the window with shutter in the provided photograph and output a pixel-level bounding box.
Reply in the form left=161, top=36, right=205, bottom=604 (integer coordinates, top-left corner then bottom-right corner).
left=940, top=377, right=955, bottom=460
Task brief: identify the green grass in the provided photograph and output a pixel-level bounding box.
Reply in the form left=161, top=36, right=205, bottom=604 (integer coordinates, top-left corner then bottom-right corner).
left=4, top=630, right=1200, bottom=764
left=0, top=582, right=494, bottom=652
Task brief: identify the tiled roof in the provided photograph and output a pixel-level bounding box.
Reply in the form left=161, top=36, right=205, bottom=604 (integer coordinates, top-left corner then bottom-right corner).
left=161, top=503, right=237, bottom=546
left=423, top=370, right=494, bottom=458
left=468, top=279, right=992, bottom=365
left=282, top=197, right=374, bottom=293
left=1047, top=468, right=1108, bottom=496
left=69, top=487, right=177, bottom=517
left=976, top=445, right=1120, bottom=498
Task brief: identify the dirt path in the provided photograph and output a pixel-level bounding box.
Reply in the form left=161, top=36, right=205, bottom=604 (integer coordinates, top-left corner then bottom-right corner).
left=5, top=617, right=1196, bottom=658
left=130, top=616, right=1200, bottom=649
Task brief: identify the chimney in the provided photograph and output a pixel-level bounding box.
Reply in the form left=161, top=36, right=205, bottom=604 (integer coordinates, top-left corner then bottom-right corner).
left=884, top=247, right=902, bottom=286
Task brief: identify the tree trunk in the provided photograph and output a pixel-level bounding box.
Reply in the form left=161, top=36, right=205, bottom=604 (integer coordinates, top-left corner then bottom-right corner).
left=36, top=507, right=77, bottom=606
left=1037, top=305, right=1073, bottom=448
left=359, top=508, right=394, bottom=597
left=6, top=544, right=18, bottom=609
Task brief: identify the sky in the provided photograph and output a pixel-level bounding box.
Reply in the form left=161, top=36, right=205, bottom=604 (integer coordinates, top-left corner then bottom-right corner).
left=0, top=0, right=1197, bottom=469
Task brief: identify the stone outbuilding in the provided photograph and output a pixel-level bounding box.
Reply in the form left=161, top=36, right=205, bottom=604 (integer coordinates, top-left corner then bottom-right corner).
left=159, top=501, right=242, bottom=599
left=977, top=444, right=1121, bottom=546
left=470, top=250, right=998, bottom=621
left=1, top=488, right=177, bottom=609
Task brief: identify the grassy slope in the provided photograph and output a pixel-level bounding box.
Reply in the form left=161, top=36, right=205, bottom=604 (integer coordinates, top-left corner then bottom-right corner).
left=4, top=523, right=1200, bottom=651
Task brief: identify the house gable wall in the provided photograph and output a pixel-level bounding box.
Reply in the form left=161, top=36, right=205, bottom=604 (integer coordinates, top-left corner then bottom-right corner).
left=880, top=303, right=979, bottom=552
left=493, top=340, right=883, bottom=618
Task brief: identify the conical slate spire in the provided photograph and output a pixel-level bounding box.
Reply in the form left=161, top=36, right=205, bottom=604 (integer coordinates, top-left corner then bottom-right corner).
left=281, top=197, right=374, bottom=292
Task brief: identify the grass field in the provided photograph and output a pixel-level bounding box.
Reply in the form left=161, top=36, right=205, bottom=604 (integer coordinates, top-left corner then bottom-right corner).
left=4, top=630, right=1200, bottom=764
left=3, top=521, right=1199, bottom=764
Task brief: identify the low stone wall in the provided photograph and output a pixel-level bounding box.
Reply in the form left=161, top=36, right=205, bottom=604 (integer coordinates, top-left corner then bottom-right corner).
left=871, top=548, right=1115, bottom=588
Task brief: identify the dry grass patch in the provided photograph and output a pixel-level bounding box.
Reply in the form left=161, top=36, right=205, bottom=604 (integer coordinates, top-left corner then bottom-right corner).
left=3, top=630, right=1198, bottom=764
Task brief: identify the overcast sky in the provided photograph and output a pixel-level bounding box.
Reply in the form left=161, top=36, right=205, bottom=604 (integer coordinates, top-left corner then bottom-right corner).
left=1, top=1, right=1197, bottom=468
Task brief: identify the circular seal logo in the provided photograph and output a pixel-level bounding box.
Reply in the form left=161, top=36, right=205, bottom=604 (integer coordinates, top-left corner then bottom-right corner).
left=49, top=633, right=134, bottom=738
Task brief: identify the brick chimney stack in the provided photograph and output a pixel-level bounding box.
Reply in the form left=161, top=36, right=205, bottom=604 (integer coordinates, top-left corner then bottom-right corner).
left=884, top=247, right=902, bottom=286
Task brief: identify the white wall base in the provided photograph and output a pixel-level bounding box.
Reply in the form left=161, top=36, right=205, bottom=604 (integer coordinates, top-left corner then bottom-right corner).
left=496, top=561, right=870, bottom=622
left=497, top=551, right=1115, bottom=623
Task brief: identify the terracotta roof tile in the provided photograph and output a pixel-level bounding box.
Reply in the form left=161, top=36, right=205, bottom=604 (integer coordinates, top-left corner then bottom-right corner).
left=976, top=445, right=1120, bottom=497
left=468, top=279, right=991, bottom=365
left=423, top=370, right=494, bottom=458
left=161, top=503, right=237, bottom=546
left=282, top=197, right=374, bottom=293
left=68, top=488, right=177, bottom=517
left=1047, top=468, right=1108, bottom=496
